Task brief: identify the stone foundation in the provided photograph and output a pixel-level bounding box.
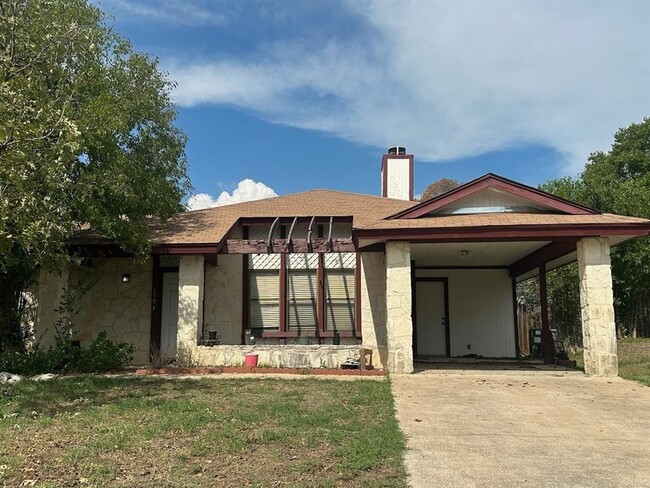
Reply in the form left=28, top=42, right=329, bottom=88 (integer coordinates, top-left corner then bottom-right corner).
left=185, top=345, right=361, bottom=369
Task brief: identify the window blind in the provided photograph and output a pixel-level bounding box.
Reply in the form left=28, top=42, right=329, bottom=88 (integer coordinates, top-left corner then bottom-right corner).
left=325, top=269, right=355, bottom=332
left=250, top=270, right=280, bottom=329
left=287, top=269, right=317, bottom=332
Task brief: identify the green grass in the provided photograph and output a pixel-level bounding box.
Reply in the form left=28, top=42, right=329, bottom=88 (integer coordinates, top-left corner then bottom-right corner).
left=0, top=376, right=407, bottom=487
left=569, top=338, right=650, bottom=386
left=617, top=338, right=650, bottom=385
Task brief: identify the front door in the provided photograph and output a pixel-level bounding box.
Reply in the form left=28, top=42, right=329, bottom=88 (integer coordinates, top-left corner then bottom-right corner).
left=415, top=279, right=449, bottom=357
left=160, top=272, right=179, bottom=359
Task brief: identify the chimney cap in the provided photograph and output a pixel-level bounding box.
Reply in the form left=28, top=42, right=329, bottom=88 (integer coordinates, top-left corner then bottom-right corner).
left=387, top=146, right=406, bottom=156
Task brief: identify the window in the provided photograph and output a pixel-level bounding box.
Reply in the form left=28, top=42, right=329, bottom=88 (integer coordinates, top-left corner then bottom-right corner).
left=287, top=254, right=318, bottom=333
left=324, top=253, right=355, bottom=333
left=246, top=250, right=358, bottom=338
left=249, top=254, right=280, bottom=330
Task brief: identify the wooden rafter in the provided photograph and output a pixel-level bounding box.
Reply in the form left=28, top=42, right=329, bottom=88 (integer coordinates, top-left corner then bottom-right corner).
left=221, top=238, right=355, bottom=254
left=307, top=216, right=316, bottom=253
left=267, top=217, right=280, bottom=254
left=285, top=217, right=298, bottom=252
left=327, top=216, right=333, bottom=252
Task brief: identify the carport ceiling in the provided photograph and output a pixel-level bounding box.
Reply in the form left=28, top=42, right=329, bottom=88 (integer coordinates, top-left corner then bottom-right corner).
left=411, top=241, right=550, bottom=266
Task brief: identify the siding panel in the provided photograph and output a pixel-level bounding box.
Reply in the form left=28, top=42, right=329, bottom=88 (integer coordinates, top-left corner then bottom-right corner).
left=416, top=269, right=515, bottom=357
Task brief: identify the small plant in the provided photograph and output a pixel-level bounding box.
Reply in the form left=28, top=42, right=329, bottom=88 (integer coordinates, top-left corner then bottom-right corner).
left=175, top=346, right=199, bottom=368
left=149, top=345, right=166, bottom=368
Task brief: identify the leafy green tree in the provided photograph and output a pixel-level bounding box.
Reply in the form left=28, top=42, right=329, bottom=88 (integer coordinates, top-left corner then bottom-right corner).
left=0, top=0, right=190, bottom=349
left=420, top=178, right=460, bottom=201
left=540, top=118, right=650, bottom=339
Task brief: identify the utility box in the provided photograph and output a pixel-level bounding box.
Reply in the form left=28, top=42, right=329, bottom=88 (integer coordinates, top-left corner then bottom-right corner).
left=529, top=329, right=543, bottom=358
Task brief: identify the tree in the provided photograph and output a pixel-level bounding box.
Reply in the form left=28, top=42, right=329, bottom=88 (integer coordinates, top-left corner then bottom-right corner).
left=0, top=0, right=190, bottom=349
left=420, top=178, right=460, bottom=201
left=540, top=118, right=650, bottom=339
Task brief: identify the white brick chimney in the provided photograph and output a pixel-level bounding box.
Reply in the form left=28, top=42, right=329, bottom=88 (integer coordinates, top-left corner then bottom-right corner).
left=381, top=146, right=414, bottom=201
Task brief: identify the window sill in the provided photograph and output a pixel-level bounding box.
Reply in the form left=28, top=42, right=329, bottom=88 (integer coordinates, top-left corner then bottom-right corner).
left=255, top=331, right=358, bottom=339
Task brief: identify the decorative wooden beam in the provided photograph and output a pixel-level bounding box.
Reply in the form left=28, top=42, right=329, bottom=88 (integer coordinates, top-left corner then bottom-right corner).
left=356, top=224, right=650, bottom=242
left=317, top=253, right=325, bottom=342
left=279, top=253, right=287, bottom=333
left=355, top=253, right=362, bottom=338
left=327, top=216, right=334, bottom=252
left=307, top=216, right=316, bottom=253
left=285, top=217, right=298, bottom=252
left=221, top=238, right=356, bottom=254
left=241, top=226, right=250, bottom=344
left=267, top=217, right=280, bottom=254
left=357, top=242, right=385, bottom=253
left=509, top=240, right=577, bottom=278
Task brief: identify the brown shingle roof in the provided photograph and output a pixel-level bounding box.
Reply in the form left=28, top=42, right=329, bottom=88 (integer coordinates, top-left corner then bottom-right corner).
left=359, top=212, right=650, bottom=230
left=74, top=189, right=650, bottom=247
left=148, top=190, right=414, bottom=244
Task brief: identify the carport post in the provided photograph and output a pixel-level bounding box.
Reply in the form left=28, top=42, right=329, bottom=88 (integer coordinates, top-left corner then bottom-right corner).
left=385, top=241, right=414, bottom=374
left=539, top=264, right=552, bottom=365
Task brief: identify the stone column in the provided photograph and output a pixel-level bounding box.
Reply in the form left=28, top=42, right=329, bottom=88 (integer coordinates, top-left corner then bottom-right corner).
left=360, top=252, right=388, bottom=369
left=36, top=266, right=69, bottom=348
left=177, top=255, right=205, bottom=357
left=385, top=241, right=413, bottom=374
left=577, top=237, right=618, bottom=376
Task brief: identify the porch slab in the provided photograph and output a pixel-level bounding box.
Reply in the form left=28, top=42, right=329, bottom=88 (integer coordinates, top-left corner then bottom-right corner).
left=414, top=359, right=581, bottom=374
left=393, top=372, right=650, bottom=488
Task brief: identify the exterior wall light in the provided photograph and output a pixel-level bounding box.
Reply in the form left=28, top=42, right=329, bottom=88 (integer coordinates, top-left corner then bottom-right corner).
left=122, top=273, right=130, bottom=283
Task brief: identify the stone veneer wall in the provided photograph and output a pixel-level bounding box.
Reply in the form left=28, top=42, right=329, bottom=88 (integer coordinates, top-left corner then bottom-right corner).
left=68, top=258, right=152, bottom=364
left=385, top=242, right=413, bottom=374
left=577, top=237, right=618, bottom=376
left=360, top=252, right=388, bottom=369
left=203, top=255, right=243, bottom=345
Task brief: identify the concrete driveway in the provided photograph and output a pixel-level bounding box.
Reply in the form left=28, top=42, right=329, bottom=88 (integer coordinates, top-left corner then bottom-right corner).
left=392, top=370, right=650, bottom=488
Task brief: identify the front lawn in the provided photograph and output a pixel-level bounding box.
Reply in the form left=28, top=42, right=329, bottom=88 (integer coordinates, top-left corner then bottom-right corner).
left=0, top=376, right=406, bottom=487
left=617, top=338, right=650, bottom=385
left=570, top=338, right=650, bottom=386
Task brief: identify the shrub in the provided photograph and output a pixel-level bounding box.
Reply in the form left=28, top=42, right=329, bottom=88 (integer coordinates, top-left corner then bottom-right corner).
left=0, top=331, right=134, bottom=375
left=76, top=331, right=135, bottom=373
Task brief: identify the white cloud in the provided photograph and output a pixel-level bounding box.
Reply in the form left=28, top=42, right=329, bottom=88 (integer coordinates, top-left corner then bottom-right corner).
left=167, top=0, right=650, bottom=174
left=98, top=0, right=227, bottom=26
left=187, top=179, right=278, bottom=210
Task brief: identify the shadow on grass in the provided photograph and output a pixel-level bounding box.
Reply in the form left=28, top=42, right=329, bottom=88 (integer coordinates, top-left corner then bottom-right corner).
left=1, top=375, right=385, bottom=417
left=1, top=376, right=223, bottom=416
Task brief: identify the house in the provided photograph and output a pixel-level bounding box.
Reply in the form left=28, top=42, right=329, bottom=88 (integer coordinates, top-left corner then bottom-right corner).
left=34, top=147, right=650, bottom=376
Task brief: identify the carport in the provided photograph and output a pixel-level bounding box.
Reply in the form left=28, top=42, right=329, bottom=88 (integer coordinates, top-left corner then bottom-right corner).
left=357, top=174, right=650, bottom=375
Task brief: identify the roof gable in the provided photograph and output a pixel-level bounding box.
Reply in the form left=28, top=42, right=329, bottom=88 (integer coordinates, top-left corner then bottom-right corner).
left=390, top=174, right=598, bottom=219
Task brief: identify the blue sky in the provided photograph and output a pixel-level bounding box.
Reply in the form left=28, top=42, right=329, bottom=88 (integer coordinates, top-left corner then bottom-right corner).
left=98, top=0, right=650, bottom=208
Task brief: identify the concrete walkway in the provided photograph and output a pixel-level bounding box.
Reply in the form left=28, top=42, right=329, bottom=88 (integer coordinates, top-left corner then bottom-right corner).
left=392, top=370, right=650, bottom=488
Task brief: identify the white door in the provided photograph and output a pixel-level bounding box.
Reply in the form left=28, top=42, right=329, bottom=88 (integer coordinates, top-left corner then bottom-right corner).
left=415, top=280, right=448, bottom=356
left=160, top=273, right=179, bottom=359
